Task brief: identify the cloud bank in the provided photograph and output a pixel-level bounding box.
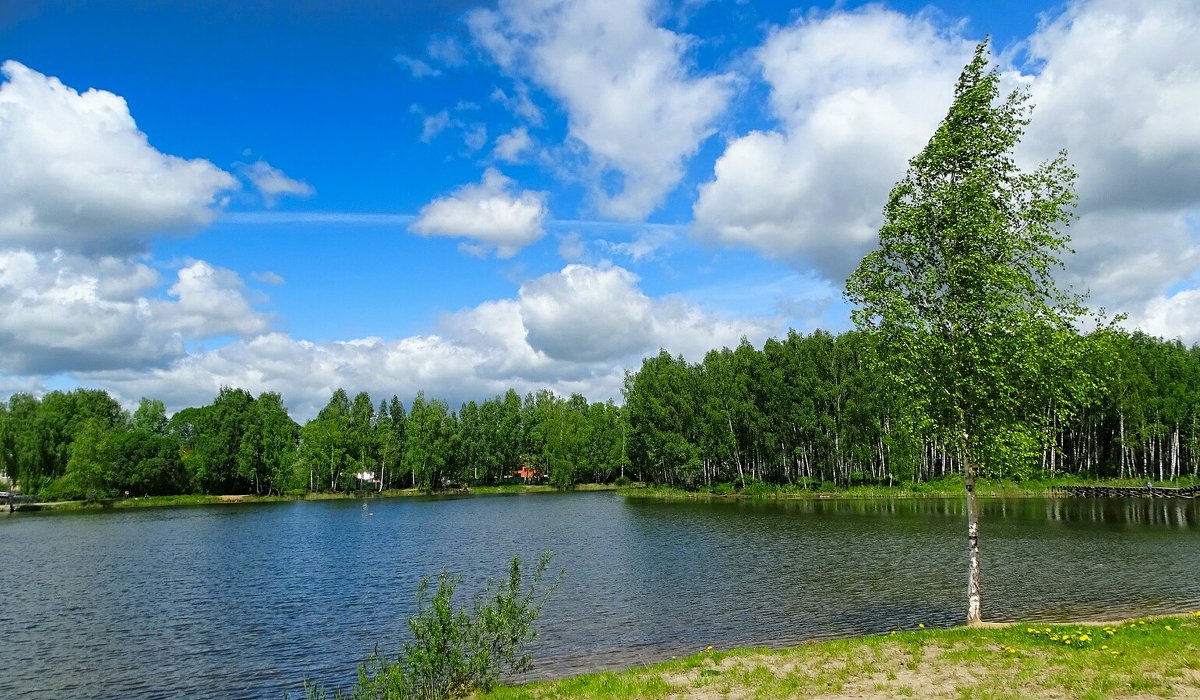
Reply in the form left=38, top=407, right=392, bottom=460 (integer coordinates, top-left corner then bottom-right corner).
left=0, top=61, right=236, bottom=254
left=470, top=0, right=732, bottom=219
left=692, top=7, right=975, bottom=280
left=87, top=263, right=780, bottom=420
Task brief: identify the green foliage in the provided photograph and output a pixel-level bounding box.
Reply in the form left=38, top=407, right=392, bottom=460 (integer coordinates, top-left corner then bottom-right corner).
left=9, top=314, right=1200, bottom=502
left=844, top=40, right=1097, bottom=478
left=131, top=397, right=169, bottom=434
left=304, top=552, right=562, bottom=700
left=404, top=392, right=458, bottom=490
left=42, top=418, right=118, bottom=501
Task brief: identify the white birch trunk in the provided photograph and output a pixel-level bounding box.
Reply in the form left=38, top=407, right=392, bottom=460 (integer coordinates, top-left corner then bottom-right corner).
left=965, top=460, right=982, bottom=626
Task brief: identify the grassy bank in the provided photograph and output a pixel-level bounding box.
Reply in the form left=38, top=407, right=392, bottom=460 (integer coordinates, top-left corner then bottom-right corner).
left=7, top=483, right=620, bottom=513
left=485, top=613, right=1200, bottom=699
left=620, top=475, right=1200, bottom=501
left=12, top=476, right=1192, bottom=513
left=10, top=492, right=299, bottom=512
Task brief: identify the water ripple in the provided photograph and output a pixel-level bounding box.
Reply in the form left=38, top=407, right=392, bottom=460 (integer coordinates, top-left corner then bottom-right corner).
left=0, top=493, right=1197, bottom=698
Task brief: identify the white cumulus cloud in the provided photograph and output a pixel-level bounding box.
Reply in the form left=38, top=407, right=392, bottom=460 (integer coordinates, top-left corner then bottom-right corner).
left=83, top=264, right=781, bottom=420
left=692, top=7, right=975, bottom=280
left=411, top=168, right=548, bottom=257
left=692, top=0, right=1200, bottom=346
left=0, top=251, right=267, bottom=374
left=518, top=264, right=780, bottom=363
left=1015, top=0, right=1200, bottom=339
left=0, top=61, right=237, bottom=254
left=160, top=260, right=270, bottom=338
left=469, top=0, right=732, bottom=219
left=1023, top=0, right=1200, bottom=214
left=519, top=265, right=656, bottom=362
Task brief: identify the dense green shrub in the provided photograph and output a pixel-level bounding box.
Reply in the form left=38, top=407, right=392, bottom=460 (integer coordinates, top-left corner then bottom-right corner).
left=301, top=552, right=561, bottom=700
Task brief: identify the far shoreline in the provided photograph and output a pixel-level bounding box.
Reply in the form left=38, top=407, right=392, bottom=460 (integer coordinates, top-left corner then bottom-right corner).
left=6, top=476, right=1197, bottom=516
left=1, top=482, right=621, bottom=515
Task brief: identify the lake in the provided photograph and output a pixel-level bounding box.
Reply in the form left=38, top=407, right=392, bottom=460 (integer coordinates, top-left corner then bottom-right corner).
left=1, top=492, right=1197, bottom=699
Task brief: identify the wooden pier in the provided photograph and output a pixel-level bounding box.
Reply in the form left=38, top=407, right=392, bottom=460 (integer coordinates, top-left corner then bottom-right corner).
left=1057, top=485, right=1200, bottom=499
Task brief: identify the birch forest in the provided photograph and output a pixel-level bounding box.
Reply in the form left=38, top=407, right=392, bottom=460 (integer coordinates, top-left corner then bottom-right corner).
left=1, top=329, right=1198, bottom=499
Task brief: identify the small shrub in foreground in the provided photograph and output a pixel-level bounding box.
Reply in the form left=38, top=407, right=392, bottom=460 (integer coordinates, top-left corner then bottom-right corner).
left=300, top=552, right=562, bottom=700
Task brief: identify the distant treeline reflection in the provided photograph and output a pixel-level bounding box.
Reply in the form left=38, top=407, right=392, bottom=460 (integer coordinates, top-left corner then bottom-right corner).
left=645, top=495, right=1198, bottom=529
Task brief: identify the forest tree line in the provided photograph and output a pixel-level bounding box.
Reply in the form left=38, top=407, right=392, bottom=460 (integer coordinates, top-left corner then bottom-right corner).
left=0, top=385, right=626, bottom=500
left=623, top=330, right=1200, bottom=488
left=0, top=329, right=1197, bottom=499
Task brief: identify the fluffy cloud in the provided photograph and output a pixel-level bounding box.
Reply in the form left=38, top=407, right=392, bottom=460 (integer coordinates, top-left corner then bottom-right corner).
left=469, top=0, right=731, bottom=219
left=0, top=251, right=267, bottom=374
left=0, top=63, right=274, bottom=376
left=84, top=264, right=781, bottom=420
left=411, top=168, right=548, bottom=257
left=1016, top=0, right=1200, bottom=336
left=1135, top=289, right=1200, bottom=343
left=241, top=161, right=315, bottom=207
left=692, top=0, right=1200, bottom=345
left=518, top=264, right=779, bottom=363
left=0, top=61, right=236, bottom=254
left=494, top=126, right=533, bottom=162
left=161, top=261, right=270, bottom=338
left=1022, top=0, right=1200, bottom=213
left=692, top=7, right=975, bottom=280
left=519, top=265, right=655, bottom=361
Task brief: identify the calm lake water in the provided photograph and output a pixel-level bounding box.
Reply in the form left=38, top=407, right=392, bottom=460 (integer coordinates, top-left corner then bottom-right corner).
left=1, top=492, right=1198, bottom=699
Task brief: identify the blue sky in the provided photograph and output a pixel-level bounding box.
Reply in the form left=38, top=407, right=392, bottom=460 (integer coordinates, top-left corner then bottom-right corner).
left=1, top=0, right=1198, bottom=420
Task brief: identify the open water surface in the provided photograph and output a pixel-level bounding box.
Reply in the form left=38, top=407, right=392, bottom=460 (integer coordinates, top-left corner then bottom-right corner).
left=1, top=492, right=1198, bottom=699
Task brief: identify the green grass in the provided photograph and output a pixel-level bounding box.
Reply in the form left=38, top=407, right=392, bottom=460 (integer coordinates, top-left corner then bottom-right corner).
left=11, top=483, right=621, bottom=514
left=15, top=475, right=1189, bottom=514
left=482, top=613, right=1200, bottom=699
left=17, top=493, right=298, bottom=511
left=620, top=475, right=1199, bottom=502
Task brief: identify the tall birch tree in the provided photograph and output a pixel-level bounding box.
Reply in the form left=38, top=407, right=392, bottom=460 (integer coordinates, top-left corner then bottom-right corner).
left=844, top=41, right=1097, bottom=625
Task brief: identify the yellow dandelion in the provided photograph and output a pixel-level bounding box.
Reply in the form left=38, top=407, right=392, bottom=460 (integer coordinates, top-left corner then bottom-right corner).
left=1100, top=645, right=1108, bottom=650
left=1079, top=635, right=1091, bottom=642
left=1026, top=627, right=1036, bottom=634
left=705, top=645, right=714, bottom=651
left=1165, top=626, right=1173, bottom=632
left=918, top=623, right=925, bottom=629
left=1111, top=651, right=1121, bottom=656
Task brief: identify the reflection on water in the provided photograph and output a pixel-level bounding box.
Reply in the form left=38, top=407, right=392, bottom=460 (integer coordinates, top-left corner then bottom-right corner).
left=0, top=493, right=1196, bottom=699
left=698, top=495, right=1199, bottom=529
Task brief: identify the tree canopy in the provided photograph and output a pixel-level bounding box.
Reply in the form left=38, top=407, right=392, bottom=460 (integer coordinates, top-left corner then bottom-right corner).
left=845, top=41, right=1100, bottom=624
